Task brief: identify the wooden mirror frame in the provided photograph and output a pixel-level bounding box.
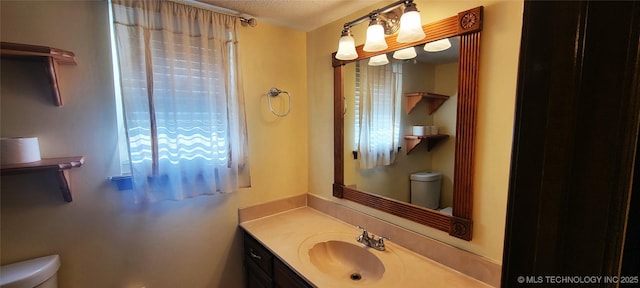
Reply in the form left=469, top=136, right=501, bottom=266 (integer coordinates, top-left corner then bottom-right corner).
left=332, top=7, right=483, bottom=241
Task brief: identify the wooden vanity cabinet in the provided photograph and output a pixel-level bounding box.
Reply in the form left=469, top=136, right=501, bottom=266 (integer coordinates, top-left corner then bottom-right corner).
left=273, top=258, right=313, bottom=288
left=243, top=231, right=273, bottom=288
left=243, top=231, right=313, bottom=288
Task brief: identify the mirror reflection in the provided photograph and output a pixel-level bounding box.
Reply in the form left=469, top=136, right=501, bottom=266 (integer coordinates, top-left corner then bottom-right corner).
left=343, top=37, right=459, bottom=213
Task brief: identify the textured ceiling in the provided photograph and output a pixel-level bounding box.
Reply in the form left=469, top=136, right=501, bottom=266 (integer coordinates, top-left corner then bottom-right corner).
left=198, top=0, right=386, bottom=32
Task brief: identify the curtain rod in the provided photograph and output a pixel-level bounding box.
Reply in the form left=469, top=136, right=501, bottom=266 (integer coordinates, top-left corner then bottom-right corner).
left=169, top=0, right=255, bottom=20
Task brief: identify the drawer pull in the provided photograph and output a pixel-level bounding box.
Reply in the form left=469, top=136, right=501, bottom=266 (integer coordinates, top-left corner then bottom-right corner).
left=249, top=249, right=262, bottom=260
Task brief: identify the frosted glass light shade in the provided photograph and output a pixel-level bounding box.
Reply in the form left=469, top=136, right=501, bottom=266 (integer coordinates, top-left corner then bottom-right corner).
left=393, top=47, right=417, bottom=59
left=424, top=38, right=452, bottom=52
left=368, top=54, right=389, bottom=66
left=396, top=10, right=425, bottom=43
left=336, top=35, right=358, bottom=60
left=363, top=24, right=388, bottom=52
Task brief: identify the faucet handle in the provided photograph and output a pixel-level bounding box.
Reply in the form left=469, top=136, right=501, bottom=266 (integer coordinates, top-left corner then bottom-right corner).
left=356, top=225, right=368, bottom=243
left=377, top=236, right=390, bottom=245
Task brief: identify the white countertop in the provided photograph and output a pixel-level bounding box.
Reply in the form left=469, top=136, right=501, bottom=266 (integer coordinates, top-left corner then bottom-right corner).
left=240, top=207, right=491, bottom=288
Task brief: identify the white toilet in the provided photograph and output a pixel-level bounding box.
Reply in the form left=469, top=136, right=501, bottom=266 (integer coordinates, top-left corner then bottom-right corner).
left=0, top=255, right=60, bottom=288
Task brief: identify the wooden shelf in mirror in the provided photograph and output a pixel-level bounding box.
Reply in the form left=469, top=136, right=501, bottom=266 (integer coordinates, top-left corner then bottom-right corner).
left=405, top=92, right=450, bottom=115
left=404, top=134, right=449, bottom=153
left=1, top=156, right=84, bottom=202
left=0, top=42, right=77, bottom=106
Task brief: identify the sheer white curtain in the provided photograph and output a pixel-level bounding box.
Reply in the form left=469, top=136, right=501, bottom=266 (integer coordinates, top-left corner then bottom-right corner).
left=111, top=0, right=250, bottom=202
left=356, top=60, right=403, bottom=169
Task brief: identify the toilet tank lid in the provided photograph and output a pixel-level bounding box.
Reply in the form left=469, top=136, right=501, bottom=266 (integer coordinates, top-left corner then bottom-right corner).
left=410, top=171, right=442, bottom=181
left=0, top=255, right=60, bottom=288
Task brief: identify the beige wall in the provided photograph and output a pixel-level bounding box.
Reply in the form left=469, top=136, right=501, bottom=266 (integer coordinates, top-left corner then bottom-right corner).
left=432, top=61, right=459, bottom=208
left=0, top=1, right=307, bottom=287
left=308, top=0, right=523, bottom=263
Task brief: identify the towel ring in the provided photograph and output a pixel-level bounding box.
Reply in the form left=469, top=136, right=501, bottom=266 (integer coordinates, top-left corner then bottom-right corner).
left=267, top=87, right=292, bottom=117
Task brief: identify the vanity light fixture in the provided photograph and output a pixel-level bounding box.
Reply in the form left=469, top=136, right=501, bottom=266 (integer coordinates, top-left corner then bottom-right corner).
left=396, top=2, right=425, bottom=43
left=368, top=54, right=389, bottom=66
left=424, top=38, right=452, bottom=52
left=392, top=46, right=417, bottom=60
left=363, top=15, right=388, bottom=52
left=335, top=0, right=426, bottom=60
left=336, top=28, right=358, bottom=60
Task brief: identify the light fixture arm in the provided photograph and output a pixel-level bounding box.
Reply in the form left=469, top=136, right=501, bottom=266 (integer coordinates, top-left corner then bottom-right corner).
left=342, top=0, right=413, bottom=29
left=342, top=13, right=374, bottom=29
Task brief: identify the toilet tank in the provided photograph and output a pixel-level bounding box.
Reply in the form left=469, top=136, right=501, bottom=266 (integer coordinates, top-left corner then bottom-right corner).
left=0, top=255, right=60, bottom=288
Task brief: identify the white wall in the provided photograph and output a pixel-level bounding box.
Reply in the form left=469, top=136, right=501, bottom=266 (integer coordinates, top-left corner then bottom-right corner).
left=0, top=1, right=308, bottom=287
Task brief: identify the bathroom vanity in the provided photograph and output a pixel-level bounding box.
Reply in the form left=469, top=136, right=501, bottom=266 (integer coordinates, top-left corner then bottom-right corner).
left=239, top=197, right=495, bottom=288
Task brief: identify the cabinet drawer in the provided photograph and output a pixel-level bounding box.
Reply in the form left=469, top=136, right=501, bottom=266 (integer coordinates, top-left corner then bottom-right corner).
left=244, top=233, right=274, bottom=275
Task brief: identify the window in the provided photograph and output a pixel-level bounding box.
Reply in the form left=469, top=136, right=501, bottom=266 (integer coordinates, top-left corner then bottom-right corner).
left=109, top=0, right=250, bottom=202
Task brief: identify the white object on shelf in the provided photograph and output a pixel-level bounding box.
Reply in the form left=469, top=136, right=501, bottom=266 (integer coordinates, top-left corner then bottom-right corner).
left=0, top=137, right=41, bottom=165
left=412, top=126, right=427, bottom=136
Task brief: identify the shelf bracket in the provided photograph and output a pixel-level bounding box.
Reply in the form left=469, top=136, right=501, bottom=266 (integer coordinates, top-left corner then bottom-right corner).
left=57, top=170, right=73, bottom=202
left=1, top=156, right=84, bottom=202
left=1, top=42, right=77, bottom=107
left=405, top=92, right=451, bottom=115
left=403, top=135, right=450, bottom=154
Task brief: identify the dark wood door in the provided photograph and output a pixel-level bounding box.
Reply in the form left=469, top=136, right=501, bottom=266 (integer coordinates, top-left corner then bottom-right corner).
left=503, top=1, right=640, bottom=287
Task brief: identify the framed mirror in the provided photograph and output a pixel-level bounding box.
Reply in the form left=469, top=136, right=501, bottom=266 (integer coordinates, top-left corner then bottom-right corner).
left=332, top=7, right=483, bottom=240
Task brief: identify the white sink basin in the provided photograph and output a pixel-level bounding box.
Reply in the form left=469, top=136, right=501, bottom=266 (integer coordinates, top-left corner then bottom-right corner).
left=297, top=232, right=404, bottom=287
left=308, top=240, right=385, bottom=283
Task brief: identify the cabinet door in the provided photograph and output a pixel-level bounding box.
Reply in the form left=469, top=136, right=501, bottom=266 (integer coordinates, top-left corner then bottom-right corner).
left=244, top=232, right=274, bottom=288
left=246, top=259, right=273, bottom=288
left=244, top=233, right=273, bottom=275
left=273, top=258, right=313, bottom=288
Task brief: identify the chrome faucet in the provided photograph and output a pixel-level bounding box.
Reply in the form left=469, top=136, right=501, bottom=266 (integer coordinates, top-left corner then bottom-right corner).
left=356, top=225, right=389, bottom=251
